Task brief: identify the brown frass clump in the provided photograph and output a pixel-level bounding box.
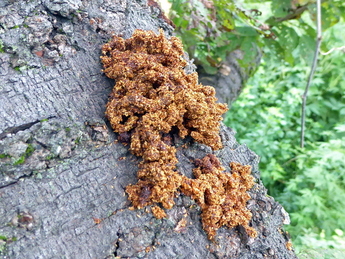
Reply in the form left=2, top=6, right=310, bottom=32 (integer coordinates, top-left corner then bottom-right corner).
left=181, top=154, right=257, bottom=240
left=101, top=29, right=256, bottom=239
left=101, top=29, right=227, bottom=209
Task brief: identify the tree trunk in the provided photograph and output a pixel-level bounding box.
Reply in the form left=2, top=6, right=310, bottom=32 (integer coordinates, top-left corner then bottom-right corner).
left=198, top=47, right=261, bottom=107
left=0, top=0, right=297, bottom=258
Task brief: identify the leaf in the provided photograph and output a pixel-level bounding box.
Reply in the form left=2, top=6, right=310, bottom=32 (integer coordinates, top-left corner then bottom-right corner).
left=298, top=34, right=316, bottom=64
left=240, top=36, right=259, bottom=65
left=271, top=0, right=292, bottom=18
left=277, top=25, right=300, bottom=65
left=335, top=125, right=345, bottom=133
left=221, top=17, right=235, bottom=31
left=234, top=26, right=258, bottom=36
left=201, top=64, right=218, bottom=74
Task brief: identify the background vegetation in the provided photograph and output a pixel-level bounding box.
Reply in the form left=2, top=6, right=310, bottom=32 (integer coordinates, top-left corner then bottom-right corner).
left=168, top=0, right=345, bottom=256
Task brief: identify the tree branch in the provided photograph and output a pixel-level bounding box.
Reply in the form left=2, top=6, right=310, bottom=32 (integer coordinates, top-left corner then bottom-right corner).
left=320, top=45, right=345, bottom=55
left=275, top=5, right=308, bottom=23
left=300, top=0, right=322, bottom=148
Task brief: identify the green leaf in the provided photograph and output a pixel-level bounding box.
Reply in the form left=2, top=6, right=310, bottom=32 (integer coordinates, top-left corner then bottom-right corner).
left=271, top=0, right=292, bottom=18
left=234, top=26, right=259, bottom=36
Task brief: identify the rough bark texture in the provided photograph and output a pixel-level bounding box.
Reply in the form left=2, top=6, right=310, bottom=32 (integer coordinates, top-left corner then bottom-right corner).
left=198, top=48, right=261, bottom=107
left=0, top=0, right=297, bottom=258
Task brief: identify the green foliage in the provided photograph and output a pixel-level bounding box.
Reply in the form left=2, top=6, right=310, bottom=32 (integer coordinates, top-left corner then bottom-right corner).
left=283, top=137, right=345, bottom=236
left=270, top=0, right=291, bottom=18
left=169, top=0, right=261, bottom=74
left=170, top=0, right=345, bottom=72
left=297, top=229, right=345, bottom=256
left=224, top=23, right=345, bottom=249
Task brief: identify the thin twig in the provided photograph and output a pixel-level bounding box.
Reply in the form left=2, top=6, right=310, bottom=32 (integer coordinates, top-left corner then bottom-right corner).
left=300, top=0, right=322, bottom=148
left=320, top=45, right=345, bottom=55
left=282, top=156, right=298, bottom=166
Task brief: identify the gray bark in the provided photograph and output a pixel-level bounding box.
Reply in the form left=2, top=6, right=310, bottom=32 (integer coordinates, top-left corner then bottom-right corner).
left=0, top=0, right=297, bottom=258
left=199, top=48, right=262, bottom=107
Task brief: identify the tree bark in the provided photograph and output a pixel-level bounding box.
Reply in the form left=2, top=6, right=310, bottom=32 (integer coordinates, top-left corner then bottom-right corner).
left=0, top=0, right=297, bottom=258
left=198, top=47, right=261, bottom=107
